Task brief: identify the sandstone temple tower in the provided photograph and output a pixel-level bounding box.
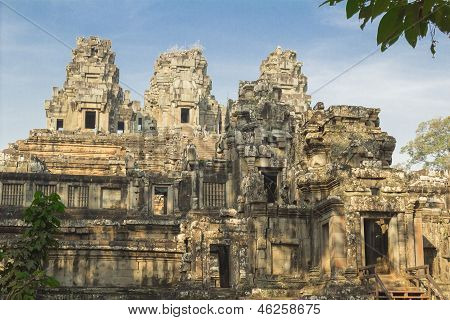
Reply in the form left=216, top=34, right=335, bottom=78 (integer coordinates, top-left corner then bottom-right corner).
left=45, top=37, right=144, bottom=134
left=144, top=48, right=222, bottom=133
left=0, top=36, right=448, bottom=299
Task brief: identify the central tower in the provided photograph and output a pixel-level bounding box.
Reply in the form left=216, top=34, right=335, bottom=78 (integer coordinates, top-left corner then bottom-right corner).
left=144, top=48, right=222, bottom=133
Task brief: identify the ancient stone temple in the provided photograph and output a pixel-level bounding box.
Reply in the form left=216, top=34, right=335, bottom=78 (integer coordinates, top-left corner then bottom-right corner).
left=0, top=36, right=448, bottom=299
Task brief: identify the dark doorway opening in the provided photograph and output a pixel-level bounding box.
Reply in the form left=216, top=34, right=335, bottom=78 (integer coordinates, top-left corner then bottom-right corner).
left=138, top=118, right=142, bottom=131
left=181, top=108, right=190, bottom=123
left=85, top=111, right=96, bottom=129
left=423, top=236, right=437, bottom=277
left=210, top=244, right=230, bottom=288
left=56, top=119, right=64, bottom=131
left=262, top=171, right=278, bottom=203
left=117, top=121, right=124, bottom=133
left=364, top=218, right=390, bottom=273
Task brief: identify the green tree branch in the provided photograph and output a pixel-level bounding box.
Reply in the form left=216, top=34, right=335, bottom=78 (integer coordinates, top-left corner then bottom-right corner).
left=0, top=191, right=64, bottom=299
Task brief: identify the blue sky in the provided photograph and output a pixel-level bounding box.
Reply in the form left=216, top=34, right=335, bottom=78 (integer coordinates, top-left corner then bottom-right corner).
left=1, top=0, right=449, bottom=164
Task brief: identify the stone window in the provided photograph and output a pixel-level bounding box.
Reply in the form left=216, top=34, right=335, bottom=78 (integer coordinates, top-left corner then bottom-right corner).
left=137, top=118, right=142, bottom=131
left=262, top=171, right=278, bottom=203
left=153, top=186, right=168, bottom=215
left=370, top=187, right=380, bottom=196
left=117, top=121, right=124, bottom=133
left=36, top=184, right=57, bottom=196
left=85, top=111, right=96, bottom=129
left=203, top=182, right=225, bottom=208
left=68, top=185, right=89, bottom=208
left=56, top=119, right=64, bottom=131
left=181, top=108, right=190, bottom=124
left=1, top=183, right=24, bottom=206
left=271, top=244, right=298, bottom=275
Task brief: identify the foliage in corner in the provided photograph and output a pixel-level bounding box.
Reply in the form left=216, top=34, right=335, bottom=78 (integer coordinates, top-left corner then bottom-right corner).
left=400, top=116, right=450, bottom=171
left=321, top=0, right=450, bottom=54
left=0, top=191, right=64, bottom=299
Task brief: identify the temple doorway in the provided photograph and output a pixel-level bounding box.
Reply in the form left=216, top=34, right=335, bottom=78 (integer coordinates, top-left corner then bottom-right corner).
left=210, top=244, right=230, bottom=288
left=423, top=236, right=437, bottom=276
left=363, top=218, right=390, bottom=274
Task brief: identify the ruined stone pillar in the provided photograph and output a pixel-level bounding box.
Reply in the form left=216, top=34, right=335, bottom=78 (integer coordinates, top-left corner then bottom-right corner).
left=90, top=184, right=100, bottom=209
left=25, top=180, right=34, bottom=206
left=198, top=171, right=204, bottom=209
left=345, top=212, right=359, bottom=273
left=311, top=216, right=320, bottom=268
left=193, top=105, right=200, bottom=127
left=167, top=186, right=174, bottom=215
left=329, top=213, right=346, bottom=278
left=397, top=212, right=407, bottom=271
left=388, top=216, right=400, bottom=273
left=405, top=213, right=416, bottom=268
left=226, top=172, right=234, bottom=208
left=57, top=183, right=67, bottom=207
left=191, top=171, right=198, bottom=209
left=414, top=213, right=424, bottom=268
left=173, top=182, right=179, bottom=212
left=143, top=180, right=150, bottom=214
left=360, top=216, right=366, bottom=267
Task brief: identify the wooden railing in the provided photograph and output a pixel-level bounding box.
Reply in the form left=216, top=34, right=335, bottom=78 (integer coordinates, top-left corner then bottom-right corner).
left=405, top=265, right=446, bottom=300
left=359, top=264, right=393, bottom=300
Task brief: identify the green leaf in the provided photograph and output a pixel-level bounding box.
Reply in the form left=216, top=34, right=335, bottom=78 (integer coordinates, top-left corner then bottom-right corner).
left=419, top=21, right=429, bottom=37
left=15, top=271, right=29, bottom=280
left=423, top=0, right=434, bottom=15
left=320, top=0, right=332, bottom=7
left=372, top=0, right=390, bottom=20
left=320, top=0, right=344, bottom=7
left=346, top=0, right=360, bottom=18
left=360, top=17, right=370, bottom=29
left=381, top=34, right=400, bottom=51
left=436, top=5, right=450, bottom=34
left=34, top=191, right=43, bottom=200
left=359, top=5, right=372, bottom=29
left=404, top=5, right=420, bottom=48
left=43, top=276, right=60, bottom=288
left=377, top=6, right=405, bottom=45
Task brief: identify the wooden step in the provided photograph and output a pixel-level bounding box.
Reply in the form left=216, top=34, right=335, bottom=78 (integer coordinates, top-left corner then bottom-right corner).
left=388, top=288, right=427, bottom=293
left=377, top=289, right=429, bottom=300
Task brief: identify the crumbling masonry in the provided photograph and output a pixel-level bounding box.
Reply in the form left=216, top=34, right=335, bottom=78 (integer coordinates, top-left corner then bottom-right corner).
left=0, top=37, right=448, bottom=299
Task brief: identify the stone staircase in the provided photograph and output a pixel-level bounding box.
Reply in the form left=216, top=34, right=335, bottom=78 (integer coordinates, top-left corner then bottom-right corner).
left=191, top=136, right=217, bottom=160
left=8, top=135, right=127, bottom=176
left=376, top=274, right=428, bottom=300
left=360, top=264, right=446, bottom=300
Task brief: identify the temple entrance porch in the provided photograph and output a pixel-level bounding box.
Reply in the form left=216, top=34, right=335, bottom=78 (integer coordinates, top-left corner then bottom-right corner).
left=360, top=214, right=399, bottom=275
